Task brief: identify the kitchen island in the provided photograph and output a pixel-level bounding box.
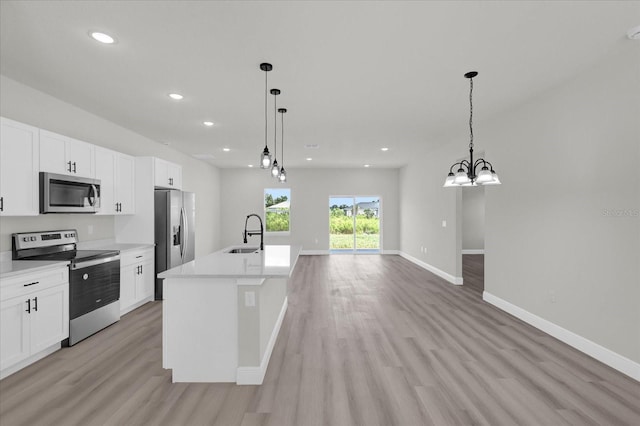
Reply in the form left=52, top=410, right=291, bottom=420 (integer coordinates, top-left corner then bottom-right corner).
left=158, top=244, right=301, bottom=384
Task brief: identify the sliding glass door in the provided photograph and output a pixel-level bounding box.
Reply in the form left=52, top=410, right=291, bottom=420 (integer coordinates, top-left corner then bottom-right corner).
left=329, top=196, right=380, bottom=253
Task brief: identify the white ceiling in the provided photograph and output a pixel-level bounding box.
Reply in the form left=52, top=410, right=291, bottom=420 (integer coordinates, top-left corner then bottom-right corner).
left=1, top=1, right=637, bottom=169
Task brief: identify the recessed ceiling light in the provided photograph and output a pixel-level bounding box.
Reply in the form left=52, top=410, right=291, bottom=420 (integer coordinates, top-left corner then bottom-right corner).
left=203, top=121, right=214, bottom=127
left=248, top=165, right=254, bottom=168
left=628, top=25, right=640, bottom=40
left=306, top=157, right=312, bottom=161
left=364, top=164, right=371, bottom=168
left=90, top=31, right=115, bottom=44
left=222, top=148, right=230, bottom=152
left=168, top=93, right=183, bottom=100
left=381, top=147, right=389, bottom=151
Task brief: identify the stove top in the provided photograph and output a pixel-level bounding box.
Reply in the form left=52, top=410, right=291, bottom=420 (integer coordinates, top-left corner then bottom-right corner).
left=12, top=230, right=119, bottom=263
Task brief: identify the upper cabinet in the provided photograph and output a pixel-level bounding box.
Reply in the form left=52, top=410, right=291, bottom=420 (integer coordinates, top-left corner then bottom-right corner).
left=40, top=130, right=95, bottom=178
left=154, top=158, right=182, bottom=190
left=95, top=147, right=135, bottom=215
left=0, top=118, right=40, bottom=216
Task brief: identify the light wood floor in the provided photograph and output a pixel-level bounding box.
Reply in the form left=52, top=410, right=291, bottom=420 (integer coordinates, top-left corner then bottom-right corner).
left=1, top=255, right=639, bottom=426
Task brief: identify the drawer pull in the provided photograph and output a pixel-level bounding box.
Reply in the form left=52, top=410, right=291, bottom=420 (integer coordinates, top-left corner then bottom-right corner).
left=135, top=255, right=143, bottom=258
left=23, top=281, right=39, bottom=287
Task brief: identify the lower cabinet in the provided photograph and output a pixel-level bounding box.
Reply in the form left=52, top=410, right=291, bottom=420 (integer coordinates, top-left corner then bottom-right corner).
left=120, top=247, right=154, bottom=315
left=0, top=267, right=69, bottom=376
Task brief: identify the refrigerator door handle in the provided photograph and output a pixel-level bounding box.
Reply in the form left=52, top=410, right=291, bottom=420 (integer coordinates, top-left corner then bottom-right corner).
left=180, top=206, right=187, bottom=261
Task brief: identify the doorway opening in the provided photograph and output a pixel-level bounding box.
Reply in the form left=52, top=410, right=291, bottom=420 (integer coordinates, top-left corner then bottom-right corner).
left=461, top=187, right=485, bottom=294
left=329, top=196, right=381, bottom=253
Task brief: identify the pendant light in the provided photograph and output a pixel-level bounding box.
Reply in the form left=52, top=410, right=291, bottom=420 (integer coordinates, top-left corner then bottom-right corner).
left=444, top=71, right=501, bottom=187
left=278, top=108, right=287, bottom=182
left=259, top=63, right=273, bottom=169
left=270, top=89, right=281, bottom=177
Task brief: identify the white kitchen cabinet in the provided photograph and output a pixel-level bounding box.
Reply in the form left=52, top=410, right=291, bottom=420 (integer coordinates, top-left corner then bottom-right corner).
left=0, top=117, right=40, bottom=216
left=0, top=267, right=69, bottom=376
left=120, top=247, right=155, bottom=315
left=95, top=147, right=136, bottom=215
left=40, top=130, right=95, bottom=177
left=154, top=158, right=182, bottom=190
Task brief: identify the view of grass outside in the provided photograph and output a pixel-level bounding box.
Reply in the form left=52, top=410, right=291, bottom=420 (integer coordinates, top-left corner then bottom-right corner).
left=329, top=197, right=380, bottom=250
left=265, top=188, right=290, bottom=232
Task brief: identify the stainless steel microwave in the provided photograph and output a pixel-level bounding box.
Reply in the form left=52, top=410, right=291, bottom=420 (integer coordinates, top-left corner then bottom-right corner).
left=40, top=172, right=101, bottom=213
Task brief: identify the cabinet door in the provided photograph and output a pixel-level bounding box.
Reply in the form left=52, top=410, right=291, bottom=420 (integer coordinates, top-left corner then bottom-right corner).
left=116, top=153, right=135, bottom=214
left=0, top=118, right=40, bottom=216
left=67, top=137, right=94, bottom=177
left=95, top=146, right=116, bottom=215
left=167, top=162, right=182, bottom=190
left=30, top=285, right=69, bottom=354
left=154, top=158, right=170, bottom=189
left=0, top=296, right=30, bottom=371
left=120, top=264, right=137, bottom=313
left=39, top=130, right=70, bottom=175
left=135, top=261, right=154, bottom=301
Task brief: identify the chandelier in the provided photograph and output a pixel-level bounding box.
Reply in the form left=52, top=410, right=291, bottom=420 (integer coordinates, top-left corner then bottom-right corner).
left=444, top=71, right=501, bottom=187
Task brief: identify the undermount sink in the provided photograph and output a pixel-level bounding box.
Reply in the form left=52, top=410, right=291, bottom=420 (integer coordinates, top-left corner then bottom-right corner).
left=225, top=247, right=260, bottom=254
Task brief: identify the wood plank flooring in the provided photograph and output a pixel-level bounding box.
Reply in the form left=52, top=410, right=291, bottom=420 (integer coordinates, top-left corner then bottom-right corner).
left=462, top=254, right=484, bottom=294
left=1, top=255, right=639, bottom=425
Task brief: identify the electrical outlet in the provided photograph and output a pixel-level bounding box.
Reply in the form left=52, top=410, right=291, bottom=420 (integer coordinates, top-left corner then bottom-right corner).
left=245, top=291, right=256, bottom=307
left=87, top=225, right=94, bottom=235
left=442, top=220, right=447, bottom=228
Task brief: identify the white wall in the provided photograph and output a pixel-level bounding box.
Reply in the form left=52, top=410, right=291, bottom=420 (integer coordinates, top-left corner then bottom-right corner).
left=400, top=44, right=640, bottom=365
left=220, top=168, right=399, bottom=252
left=462, top=187, right=485, bottom=251
left=0, top=75, right=221, bottom=256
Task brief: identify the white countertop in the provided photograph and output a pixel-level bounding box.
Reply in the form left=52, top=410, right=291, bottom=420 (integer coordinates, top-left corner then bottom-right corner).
left=159, top=245, right=302, bottom=279
left=0, top=259, right=69, bottom=279
left=77, top=240, right=154, bottom=253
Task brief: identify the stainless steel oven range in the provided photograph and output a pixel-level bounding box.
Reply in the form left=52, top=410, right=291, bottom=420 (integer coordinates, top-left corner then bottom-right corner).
left=12, top=230, right=120, bottom=346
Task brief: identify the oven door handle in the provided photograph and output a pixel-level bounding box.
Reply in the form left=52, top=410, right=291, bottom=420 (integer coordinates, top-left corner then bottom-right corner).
left=72, top=255, right=120, bottom=270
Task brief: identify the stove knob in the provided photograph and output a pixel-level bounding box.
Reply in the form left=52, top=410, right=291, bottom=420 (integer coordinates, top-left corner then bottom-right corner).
left=22, top=237, right=29, bottom=242
left=31, top=236, right=37, bottom=241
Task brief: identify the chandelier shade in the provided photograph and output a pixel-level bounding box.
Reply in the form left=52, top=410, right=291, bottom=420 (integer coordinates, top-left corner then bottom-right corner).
left=444, top=71, right=500, bottom=187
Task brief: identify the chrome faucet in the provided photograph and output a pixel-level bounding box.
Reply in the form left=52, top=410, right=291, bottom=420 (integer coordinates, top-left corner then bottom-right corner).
left=243, top=214, right=264, bottom=250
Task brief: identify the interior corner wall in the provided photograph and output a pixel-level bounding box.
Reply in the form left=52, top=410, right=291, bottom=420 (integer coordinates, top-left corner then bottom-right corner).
left=399, top=140, right=465, bottom=280
left=219, top=168, right=399, bottom=252
left=480, top=44, right=639, bottom=364
left=0, top=75, right=221, bottom=256
left=462, top=187, right=485, bottom=251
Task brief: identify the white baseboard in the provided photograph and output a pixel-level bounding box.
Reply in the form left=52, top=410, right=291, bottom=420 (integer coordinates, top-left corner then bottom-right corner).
left=462, top=249, right=485, bottom=255
left=399, top=252, right=463, bottom=285
left=483, top=291, right=640, bottom=381
left=237, top=296, right=288, bottom=385
left=1, top=343, right=61, bottom=380
left=381, top=250, right=399, bottom=255
left=300, top=250, right=329, bottom=255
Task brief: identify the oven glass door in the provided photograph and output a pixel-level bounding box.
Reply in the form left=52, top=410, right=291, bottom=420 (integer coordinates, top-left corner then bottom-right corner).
left=69, top=259, right=120, bottom=320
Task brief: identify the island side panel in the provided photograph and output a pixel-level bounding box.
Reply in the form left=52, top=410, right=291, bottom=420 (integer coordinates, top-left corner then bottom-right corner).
left=163, top=277, right=238, bottom=383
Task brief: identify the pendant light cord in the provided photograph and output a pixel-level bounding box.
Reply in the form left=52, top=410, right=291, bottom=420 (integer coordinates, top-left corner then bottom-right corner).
left=469, top=77, right=474, bottom=151
left=281, top=111, right=284, bottom=165
left=264, top=71, right=268, bottom=149
left=274, top=92, right=278, bottom=159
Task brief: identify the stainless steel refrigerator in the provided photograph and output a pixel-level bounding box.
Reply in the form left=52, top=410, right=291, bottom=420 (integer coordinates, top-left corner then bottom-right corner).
left=154, top=190, right=195, bottom=299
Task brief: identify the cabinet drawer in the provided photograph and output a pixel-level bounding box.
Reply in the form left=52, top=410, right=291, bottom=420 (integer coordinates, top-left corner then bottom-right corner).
left=0, top=268, right=69, bottom=302
left=120, top=248, right=154, bottom=267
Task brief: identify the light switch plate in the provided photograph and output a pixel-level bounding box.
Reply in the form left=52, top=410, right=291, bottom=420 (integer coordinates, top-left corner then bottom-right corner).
left=442, top=220, right=447, bottom=227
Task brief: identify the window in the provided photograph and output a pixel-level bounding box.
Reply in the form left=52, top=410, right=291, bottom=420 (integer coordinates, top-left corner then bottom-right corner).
left=264, top=188, right=290, bottom=233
